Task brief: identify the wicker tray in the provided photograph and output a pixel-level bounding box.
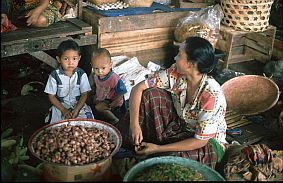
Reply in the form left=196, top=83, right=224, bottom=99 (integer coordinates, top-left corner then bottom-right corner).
left=221, top=75, right=280, bottom=115
left=220, top=0, right=274, bottom=32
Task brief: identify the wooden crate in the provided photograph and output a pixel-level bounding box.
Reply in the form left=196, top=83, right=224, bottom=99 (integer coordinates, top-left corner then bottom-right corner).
left=216, top=24, right=276, bottom=69
left=82, top=9, right=190, bottom=66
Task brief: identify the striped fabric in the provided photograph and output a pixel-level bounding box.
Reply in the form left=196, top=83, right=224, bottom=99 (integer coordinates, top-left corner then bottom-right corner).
left=118, top=87, right=217, bottom=169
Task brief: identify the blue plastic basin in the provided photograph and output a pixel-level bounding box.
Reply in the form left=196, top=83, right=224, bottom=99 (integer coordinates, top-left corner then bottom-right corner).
left=123, top=156, right=225, bottom=181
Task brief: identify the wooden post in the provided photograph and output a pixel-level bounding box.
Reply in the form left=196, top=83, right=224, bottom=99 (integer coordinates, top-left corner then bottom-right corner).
left=77, top=0, right=83, bottom=20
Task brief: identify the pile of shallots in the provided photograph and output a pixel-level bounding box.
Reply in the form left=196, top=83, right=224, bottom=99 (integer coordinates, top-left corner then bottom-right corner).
left=33, top=124, right=116, bottom=165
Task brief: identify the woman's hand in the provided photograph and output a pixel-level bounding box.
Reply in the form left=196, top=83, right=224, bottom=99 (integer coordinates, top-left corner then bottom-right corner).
left=25, top=7, right=42, bottom=26
left=25, top=0, right=49, bottom=26
left=135, top=142, right=160, bottom=155
left=130, top=123, right=143, bottom=146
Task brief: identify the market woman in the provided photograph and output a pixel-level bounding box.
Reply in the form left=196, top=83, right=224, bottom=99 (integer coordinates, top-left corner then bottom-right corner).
left=117, top=36, right=227, bottom=169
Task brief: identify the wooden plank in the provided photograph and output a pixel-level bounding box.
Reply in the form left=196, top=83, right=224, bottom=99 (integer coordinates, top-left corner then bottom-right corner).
left=1, top=34, right=97, bottom=58
left=1, top=22, right=72, bottom=43
left=95, top=11, right=190, bottom=33
left=231, top=36, right=245, bottom=47
left=226, top=115, right=243, bottom=124
left=106, top=39, right=173, bottom=55
left=1, top=20, right=92, bottom=45
left=66, top=18, right=92, bottom=32
left=29, top=51, right=58, bottom=68
left=224, top=32, right=234, bottom=68
left=231, top=46, right=245, bottom=56
left=220, top=25, right=247, bottom=36
left=228, top=54, right=254, bottom=64
left=99, top=27, right=175, bottom=49
left=246, top=31, right=275, bottom=47
left=231, top=121, right=253, bottom=129
left=77, top=0, right=83, bottom=20
left=82, top=9, right=102, bottom=35
left=245, top=38, right=273, bottom=55
left=118, top=46, right=176, bottom=67
left=245, top=47, right=272, bottom=63
left=228, top=119, right=251, bottom=128
left=225, top=110, right=239, bottom=116
left=246, top=25, right=276, bottom=39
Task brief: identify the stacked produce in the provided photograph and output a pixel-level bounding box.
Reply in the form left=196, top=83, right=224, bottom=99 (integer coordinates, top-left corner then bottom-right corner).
left=32, top=124, right=116, bottom=166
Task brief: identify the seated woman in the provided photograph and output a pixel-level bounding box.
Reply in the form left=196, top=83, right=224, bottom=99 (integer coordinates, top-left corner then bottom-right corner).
left=117, top=36, right=228, bottom=169
left=3, top=0, right=63, bottom=27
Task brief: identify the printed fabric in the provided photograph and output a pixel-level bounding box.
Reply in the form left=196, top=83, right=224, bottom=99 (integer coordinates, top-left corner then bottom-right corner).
left=8, top=0, right=63, bottom=26
left=117, top=88, right=218, bottom=169
left=93, top=69, right=127, bottom=107
left=144, top=63, right=227, bottom=147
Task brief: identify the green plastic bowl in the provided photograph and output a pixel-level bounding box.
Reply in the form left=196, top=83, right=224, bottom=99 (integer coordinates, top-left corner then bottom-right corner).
left=123, top=156, right=225, bottom=181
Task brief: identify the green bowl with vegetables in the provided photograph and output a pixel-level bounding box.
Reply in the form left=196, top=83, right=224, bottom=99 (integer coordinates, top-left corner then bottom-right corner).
left=123, top=156, right=225, bottom=181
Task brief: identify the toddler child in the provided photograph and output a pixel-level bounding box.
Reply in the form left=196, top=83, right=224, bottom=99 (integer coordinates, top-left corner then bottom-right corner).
left=89, top=48, right=127, bottom=125
left=44, top=39, right=94, bottom=123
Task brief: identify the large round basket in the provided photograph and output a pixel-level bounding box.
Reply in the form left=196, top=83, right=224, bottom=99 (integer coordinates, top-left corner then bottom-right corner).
left=221, top=75, right=280, bottom=115
left=220, top=0, right=274, bottom=32
left=28, top=119, right=122, bottom=182
left=123, top=156, right=225, bottom=181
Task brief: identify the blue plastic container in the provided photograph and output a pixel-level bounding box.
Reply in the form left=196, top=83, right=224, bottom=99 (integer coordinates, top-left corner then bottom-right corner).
left=123, top=156, right=225, bottom=181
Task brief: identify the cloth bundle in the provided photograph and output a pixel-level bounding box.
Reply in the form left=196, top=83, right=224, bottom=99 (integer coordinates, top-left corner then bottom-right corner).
left=224, top=144, right=283, bottom=181
left=1, top=14, right=17, bottom=33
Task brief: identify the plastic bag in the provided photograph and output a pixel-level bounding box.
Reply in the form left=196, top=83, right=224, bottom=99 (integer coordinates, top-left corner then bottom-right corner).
left=174, top=4, right=223, bottom=48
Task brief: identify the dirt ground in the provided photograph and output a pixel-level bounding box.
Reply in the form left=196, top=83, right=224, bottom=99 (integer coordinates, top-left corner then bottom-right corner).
left=1, top=54, right=283, bottom=180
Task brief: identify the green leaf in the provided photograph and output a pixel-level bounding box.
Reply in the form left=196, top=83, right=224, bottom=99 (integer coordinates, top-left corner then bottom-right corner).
left=13, top=156, right=19, bottom=164
left=1, top=139, right=16, bottom=148
left=19, top=147, right=27, bottom=156
left=15, top=145, right=20, bottom=156
left=19, top=156, right=30, bottom=161
left=19, top=137, right=24, bottom=146
left=1, top=128, right=13, bottom=139
left=10, top=152, right=16, bottom=158
left=21, top=84, right=34, bottom=96
left=1, top=158, right=14, bottom=181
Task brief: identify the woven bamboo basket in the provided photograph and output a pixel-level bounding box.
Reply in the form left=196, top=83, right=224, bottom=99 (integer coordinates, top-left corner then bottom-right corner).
left=87, top=0, right=117, bottom=5
left=220, top=0, right=274, bottom=32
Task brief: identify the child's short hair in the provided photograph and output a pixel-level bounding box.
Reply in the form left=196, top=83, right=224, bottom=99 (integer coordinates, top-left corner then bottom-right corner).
left=91, top=48, right=111, bottom=62
left=57, top=39, right=81, bottom=57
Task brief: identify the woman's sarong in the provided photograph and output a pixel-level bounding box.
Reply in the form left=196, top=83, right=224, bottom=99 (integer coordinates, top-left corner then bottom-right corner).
left=117, top=87, right=218, bottom=169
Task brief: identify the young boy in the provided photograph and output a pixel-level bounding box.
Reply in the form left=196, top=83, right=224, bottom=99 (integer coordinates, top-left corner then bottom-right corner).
left=44, top=39, right=94, bottom=123
left=89, top=48, right=127, bottom=125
